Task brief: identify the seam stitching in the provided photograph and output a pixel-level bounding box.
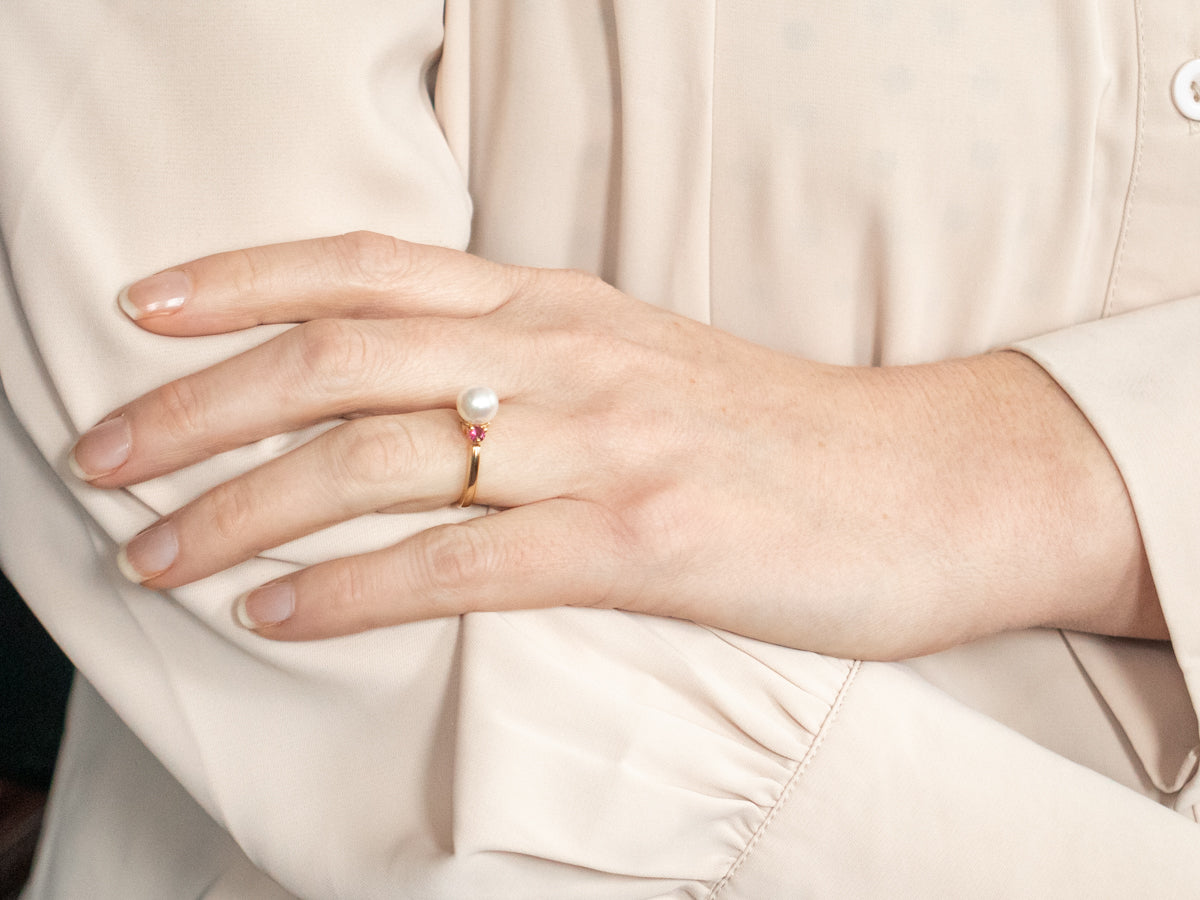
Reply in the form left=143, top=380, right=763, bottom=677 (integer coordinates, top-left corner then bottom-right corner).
left=706, top=659, right=863, bottom=899
left=1103, top=0, right=1146, bottom=317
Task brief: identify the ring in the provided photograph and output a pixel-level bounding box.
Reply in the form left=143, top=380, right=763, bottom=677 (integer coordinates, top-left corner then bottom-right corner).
left=455, top=386, right=499, bottom=508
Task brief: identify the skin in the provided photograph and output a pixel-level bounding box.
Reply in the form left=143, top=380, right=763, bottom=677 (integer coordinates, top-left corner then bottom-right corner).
left=71, top=231, right=1167, bottom=659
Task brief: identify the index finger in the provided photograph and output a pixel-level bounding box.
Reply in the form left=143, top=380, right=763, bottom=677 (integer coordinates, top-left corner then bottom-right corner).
left=118, top=232, right=526, bottom=336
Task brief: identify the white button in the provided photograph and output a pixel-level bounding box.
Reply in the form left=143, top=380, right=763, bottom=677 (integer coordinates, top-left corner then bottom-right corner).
left=1172, top=59, right=1200, bottom=121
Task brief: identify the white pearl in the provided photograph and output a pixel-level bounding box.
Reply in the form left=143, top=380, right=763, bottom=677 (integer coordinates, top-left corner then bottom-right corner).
left=456, top=386, right=499, bottom=425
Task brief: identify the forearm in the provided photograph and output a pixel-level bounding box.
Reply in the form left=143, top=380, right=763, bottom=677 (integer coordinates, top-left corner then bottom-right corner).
left=860, top=350, right=1163, bottom=645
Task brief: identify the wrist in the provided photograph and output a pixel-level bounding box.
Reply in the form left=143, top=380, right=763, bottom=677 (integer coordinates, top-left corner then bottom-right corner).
left=871, top=351, right=1164, bottom=643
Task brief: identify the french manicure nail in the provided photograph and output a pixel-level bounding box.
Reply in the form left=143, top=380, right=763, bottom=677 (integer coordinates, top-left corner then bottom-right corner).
left=118, top=270, right=191, bottom=320
left=70, top=416, right=132, bottom=479
left=117, top=521, right=179, bottom=583
left=235, top=582, right=295, bottom=629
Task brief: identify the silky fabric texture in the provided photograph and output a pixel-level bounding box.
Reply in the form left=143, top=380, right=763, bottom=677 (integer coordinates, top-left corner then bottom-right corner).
left=0, top=2, right=1198, bottom=899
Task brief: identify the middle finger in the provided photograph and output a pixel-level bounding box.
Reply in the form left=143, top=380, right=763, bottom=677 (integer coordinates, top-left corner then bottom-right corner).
left=71, top=316, right=526, bottom=486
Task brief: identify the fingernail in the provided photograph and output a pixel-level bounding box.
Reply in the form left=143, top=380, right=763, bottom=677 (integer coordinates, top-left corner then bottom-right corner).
left=118, top=270, right=191, bottom=320
left=117, top=521, right=179, bottom=583
left=235, top=582, right=295, bottom=629
left=70, top=416, right=132, bottom=479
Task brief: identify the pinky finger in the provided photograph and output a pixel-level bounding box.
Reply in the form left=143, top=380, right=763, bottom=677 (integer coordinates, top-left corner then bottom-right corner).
left=234, top=500, right=628, bottom=641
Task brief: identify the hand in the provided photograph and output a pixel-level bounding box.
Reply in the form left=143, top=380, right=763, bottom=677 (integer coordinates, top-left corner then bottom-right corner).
left=71, top=232, right=1165, bottom=658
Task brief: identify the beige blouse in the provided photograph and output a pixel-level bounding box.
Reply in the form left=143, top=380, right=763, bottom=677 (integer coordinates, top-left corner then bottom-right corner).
left=2, top=1, right=1199, bottom=897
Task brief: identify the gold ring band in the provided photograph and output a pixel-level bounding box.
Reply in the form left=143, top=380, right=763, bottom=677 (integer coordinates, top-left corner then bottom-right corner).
left=458, top=434, right=484, bottom=507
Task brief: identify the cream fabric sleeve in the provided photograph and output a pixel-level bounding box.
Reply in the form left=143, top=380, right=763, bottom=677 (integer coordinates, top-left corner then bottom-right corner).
left=1015, top=298, right=1200, bottom=803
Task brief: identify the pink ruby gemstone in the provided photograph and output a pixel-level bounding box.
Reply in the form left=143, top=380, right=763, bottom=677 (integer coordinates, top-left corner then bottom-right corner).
left=466, top=425, right=487, bottom=443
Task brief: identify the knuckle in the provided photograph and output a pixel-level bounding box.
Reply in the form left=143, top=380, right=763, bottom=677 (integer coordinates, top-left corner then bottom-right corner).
left=560, top=266, right=601, bottom=288
left=204, top=478, right=258, bottom=543
left=292, top=318, right=375, bottom=397
left=556, top=267, right=609, bottom=304
left=498, top=263, right=539, bottom=302
left=414, top=525, right=498, bottom=595
left=155, top=377, right=209, bottom=439
left=333, top=418, right=421, bottom=487
left=330, top=230, right=414, bottom=292
left=514, top=266, right=593, bottom=308
left=539, top=328, right=635, bottom=392
left=322, top=559, right=372, bottom=620
left=624, top=488, right=698, bottom=571
left=546, top=327, right=602, bottom=363
left=226, top=247, right=275, bottom=298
